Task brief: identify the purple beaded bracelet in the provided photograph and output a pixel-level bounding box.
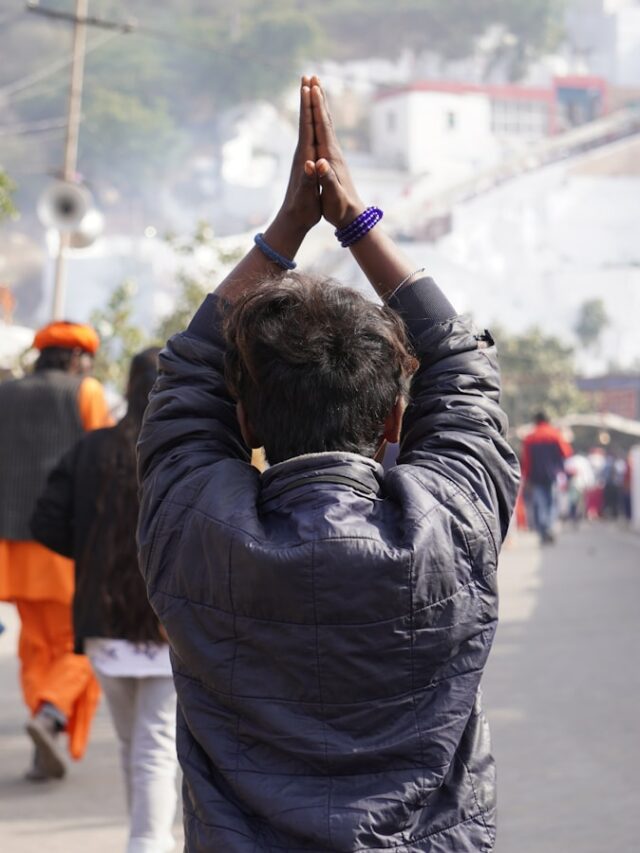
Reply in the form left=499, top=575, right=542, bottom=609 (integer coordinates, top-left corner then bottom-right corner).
left=335, top=206, right=383, bottom=248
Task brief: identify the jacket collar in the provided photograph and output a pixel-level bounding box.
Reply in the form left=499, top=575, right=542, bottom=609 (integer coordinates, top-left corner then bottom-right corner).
left=260, top=452, right=384, bottom=505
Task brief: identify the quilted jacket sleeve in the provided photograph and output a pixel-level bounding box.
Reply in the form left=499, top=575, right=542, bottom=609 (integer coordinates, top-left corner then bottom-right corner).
left=137, top=293, right=250, bottom=508
left=390, top=277, right=520, bottom=544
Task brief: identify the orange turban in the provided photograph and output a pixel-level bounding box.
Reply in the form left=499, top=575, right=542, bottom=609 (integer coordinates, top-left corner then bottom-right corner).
left=33, top=321, right=100, bottom=355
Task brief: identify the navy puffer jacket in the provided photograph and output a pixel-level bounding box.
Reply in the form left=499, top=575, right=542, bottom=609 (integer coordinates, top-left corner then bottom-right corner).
left=138, top=277, right=520, bottom=852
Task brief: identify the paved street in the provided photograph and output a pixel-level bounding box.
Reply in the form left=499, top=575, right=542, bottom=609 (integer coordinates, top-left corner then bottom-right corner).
left=0, top=523, right=638, bottom=852
left=483, top=524, right=640, bottom=853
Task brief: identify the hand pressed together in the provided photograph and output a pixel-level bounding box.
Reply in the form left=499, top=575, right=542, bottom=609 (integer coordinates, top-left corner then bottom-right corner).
left=279, top=74, right=366, bottom=234
left=217, top=73, right=415, bottom=306
left=306, top=77, right=365, bottom=230
left=280, top=77, right=322, bottom=233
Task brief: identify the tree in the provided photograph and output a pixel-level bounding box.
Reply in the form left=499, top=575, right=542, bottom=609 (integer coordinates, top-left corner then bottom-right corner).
left=0, top=170, right=17, bottom=222
left=574, top=298, right=609, bottom=352
left=155, top=222, right=241, bottom=342
left=2, top=0, right=567, bottom=216
left=90, top=280, right=151, bottom=392
left=80, top=89, right=183, bottom=192
left=306, top=0, right=565, bottom=72
left=493, top=325, right=586, bottom=428
left=89, top=223, right=241, bottom=391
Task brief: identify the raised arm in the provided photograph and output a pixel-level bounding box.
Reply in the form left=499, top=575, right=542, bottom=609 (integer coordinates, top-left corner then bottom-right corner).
left=216, top=77, right=321, bottom=304
left=308, top=78, right=519, bottom=542
left=309, top=78, right=415, bottom=301
left=138, top=78, right=323, bottom=500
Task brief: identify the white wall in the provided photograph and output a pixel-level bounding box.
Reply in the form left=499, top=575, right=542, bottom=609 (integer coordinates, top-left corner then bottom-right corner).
left=371, top=91, right=497, bottom=175
left=370, top=93, right=413, bottom=170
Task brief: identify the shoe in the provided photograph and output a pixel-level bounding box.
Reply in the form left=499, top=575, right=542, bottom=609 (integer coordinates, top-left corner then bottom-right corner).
left=25, top=711, right=68, bottom=780
left=24, top=745, right=53, bottom=782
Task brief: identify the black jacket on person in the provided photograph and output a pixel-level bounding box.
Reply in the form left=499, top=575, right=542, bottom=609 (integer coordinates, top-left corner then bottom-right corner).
left=0, top=369, right=84, bottom=540
left=137, top=277, right=520, bottom=852
left=31, top=426, right=130, bottom=653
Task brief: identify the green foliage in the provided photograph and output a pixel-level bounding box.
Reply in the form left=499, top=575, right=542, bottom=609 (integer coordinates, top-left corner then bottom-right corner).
left=90, top=279, right=151, bottom=392
left=0, top=170, right=17, bottom=222
left=89, top=223, right=241, bottom=390
left=154, top=274, right=211, bottom=345
left=156, top=222, right=242, bottom=341
left=3, top=0, right=566, bottom=199
left=307, top=0, right=565, bottom=69
left=493, top=325, right=586, bottom=428
left=80, top=89, right=183, bottom=190
left=170, top=6, right=319, bottom=115
left=574, top=298, right=609, bottom=351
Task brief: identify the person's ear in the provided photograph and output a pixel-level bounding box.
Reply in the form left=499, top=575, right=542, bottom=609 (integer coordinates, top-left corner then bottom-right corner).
left=383, top=396, right=405, bottom=445
left=236, top=402, right=262, bottom=449
left=374, top=397, right=406, bottom=463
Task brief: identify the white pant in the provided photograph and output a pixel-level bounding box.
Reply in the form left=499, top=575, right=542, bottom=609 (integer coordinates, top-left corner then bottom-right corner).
left=97, top=673, right=178, bottom=853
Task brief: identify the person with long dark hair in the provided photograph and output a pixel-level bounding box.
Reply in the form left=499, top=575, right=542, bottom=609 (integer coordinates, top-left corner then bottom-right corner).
left=32, top=348, right=178, bottom=853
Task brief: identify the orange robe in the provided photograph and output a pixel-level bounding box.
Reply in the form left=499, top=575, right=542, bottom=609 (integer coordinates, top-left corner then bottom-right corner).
left=0, top=376, right=113, bottom=760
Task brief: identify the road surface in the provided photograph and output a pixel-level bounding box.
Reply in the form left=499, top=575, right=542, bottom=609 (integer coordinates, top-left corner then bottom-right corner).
left=0, top=523, right=638, bottom=851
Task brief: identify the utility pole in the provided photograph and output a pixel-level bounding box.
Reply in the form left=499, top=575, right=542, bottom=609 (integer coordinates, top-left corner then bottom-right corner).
left=52, top=0, right=88, bottom=320
left=27, top=0, right=135, bottom=318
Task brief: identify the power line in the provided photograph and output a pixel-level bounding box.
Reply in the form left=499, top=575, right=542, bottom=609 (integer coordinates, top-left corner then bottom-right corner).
left=0, top=30, right=118, bottom=101
left=0, top=117, right=67, bottom=137
left=3, top=3, right=309, bottom=107
left=25, top=1, right=137, bottom=33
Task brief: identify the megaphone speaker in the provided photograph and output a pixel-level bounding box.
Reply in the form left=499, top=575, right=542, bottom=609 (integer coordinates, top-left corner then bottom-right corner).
left=37, top=180, right=93, bottom=233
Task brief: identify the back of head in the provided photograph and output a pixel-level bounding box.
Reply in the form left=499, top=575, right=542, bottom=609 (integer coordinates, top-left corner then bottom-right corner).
left=224, top=274, right=417, bottom=464
left=534, top=411, right=549, bottom=425
left=33, top=320, right=100, bottom=373
left=34, top=346, right=75, bottom=373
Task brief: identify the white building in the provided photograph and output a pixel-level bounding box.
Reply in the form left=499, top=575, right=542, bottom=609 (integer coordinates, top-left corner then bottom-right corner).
left=371, top=83, right=497, bottom=175
left=371, top=82, right=555, bottom=176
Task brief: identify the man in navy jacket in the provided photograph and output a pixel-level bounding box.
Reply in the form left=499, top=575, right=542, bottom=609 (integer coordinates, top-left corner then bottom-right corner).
left=138, top=77, right=520, bottom=852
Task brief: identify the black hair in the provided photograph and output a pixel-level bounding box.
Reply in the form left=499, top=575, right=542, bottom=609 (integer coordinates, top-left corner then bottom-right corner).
left=534, top=411, right=549, bottom=424
left=224, top=274, right=417, bottom=464
left=34, top=346, right=75, bottom=372
left=86, top=347, right=161, bottom=642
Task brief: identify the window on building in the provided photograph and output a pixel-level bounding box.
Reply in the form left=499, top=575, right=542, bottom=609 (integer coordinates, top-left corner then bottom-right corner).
left=387, top=111, right=396, bottom=133
left=446, top=110, right=457, bottom=130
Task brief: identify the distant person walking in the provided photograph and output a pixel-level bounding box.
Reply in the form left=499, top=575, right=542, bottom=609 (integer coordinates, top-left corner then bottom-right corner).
left=32, top=349, right=178, bottom=853
left=0, top=321, right=112, bottom=780
left=522, top=412, right=572, bottom=544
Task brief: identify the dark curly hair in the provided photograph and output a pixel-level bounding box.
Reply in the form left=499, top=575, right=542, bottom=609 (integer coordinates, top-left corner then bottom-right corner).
left=224, top=274, right=417, bottom=464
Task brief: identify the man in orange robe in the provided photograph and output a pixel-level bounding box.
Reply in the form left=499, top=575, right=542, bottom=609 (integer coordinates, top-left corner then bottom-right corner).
left=0, top=321, right=113, bottom=780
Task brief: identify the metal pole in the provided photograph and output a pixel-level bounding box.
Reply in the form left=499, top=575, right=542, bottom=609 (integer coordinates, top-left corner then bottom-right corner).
left=52, top=0, right=88, bottom=320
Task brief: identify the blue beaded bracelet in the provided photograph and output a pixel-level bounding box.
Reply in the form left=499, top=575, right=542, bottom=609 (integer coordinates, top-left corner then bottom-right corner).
left=254, top=233, right=297, bottom=270
left=335, top=206, right=383, bottom=248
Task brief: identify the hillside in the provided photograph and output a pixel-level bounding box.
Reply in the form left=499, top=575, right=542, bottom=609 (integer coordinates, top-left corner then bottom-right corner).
left=1, top=0, right=562, bottom=210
